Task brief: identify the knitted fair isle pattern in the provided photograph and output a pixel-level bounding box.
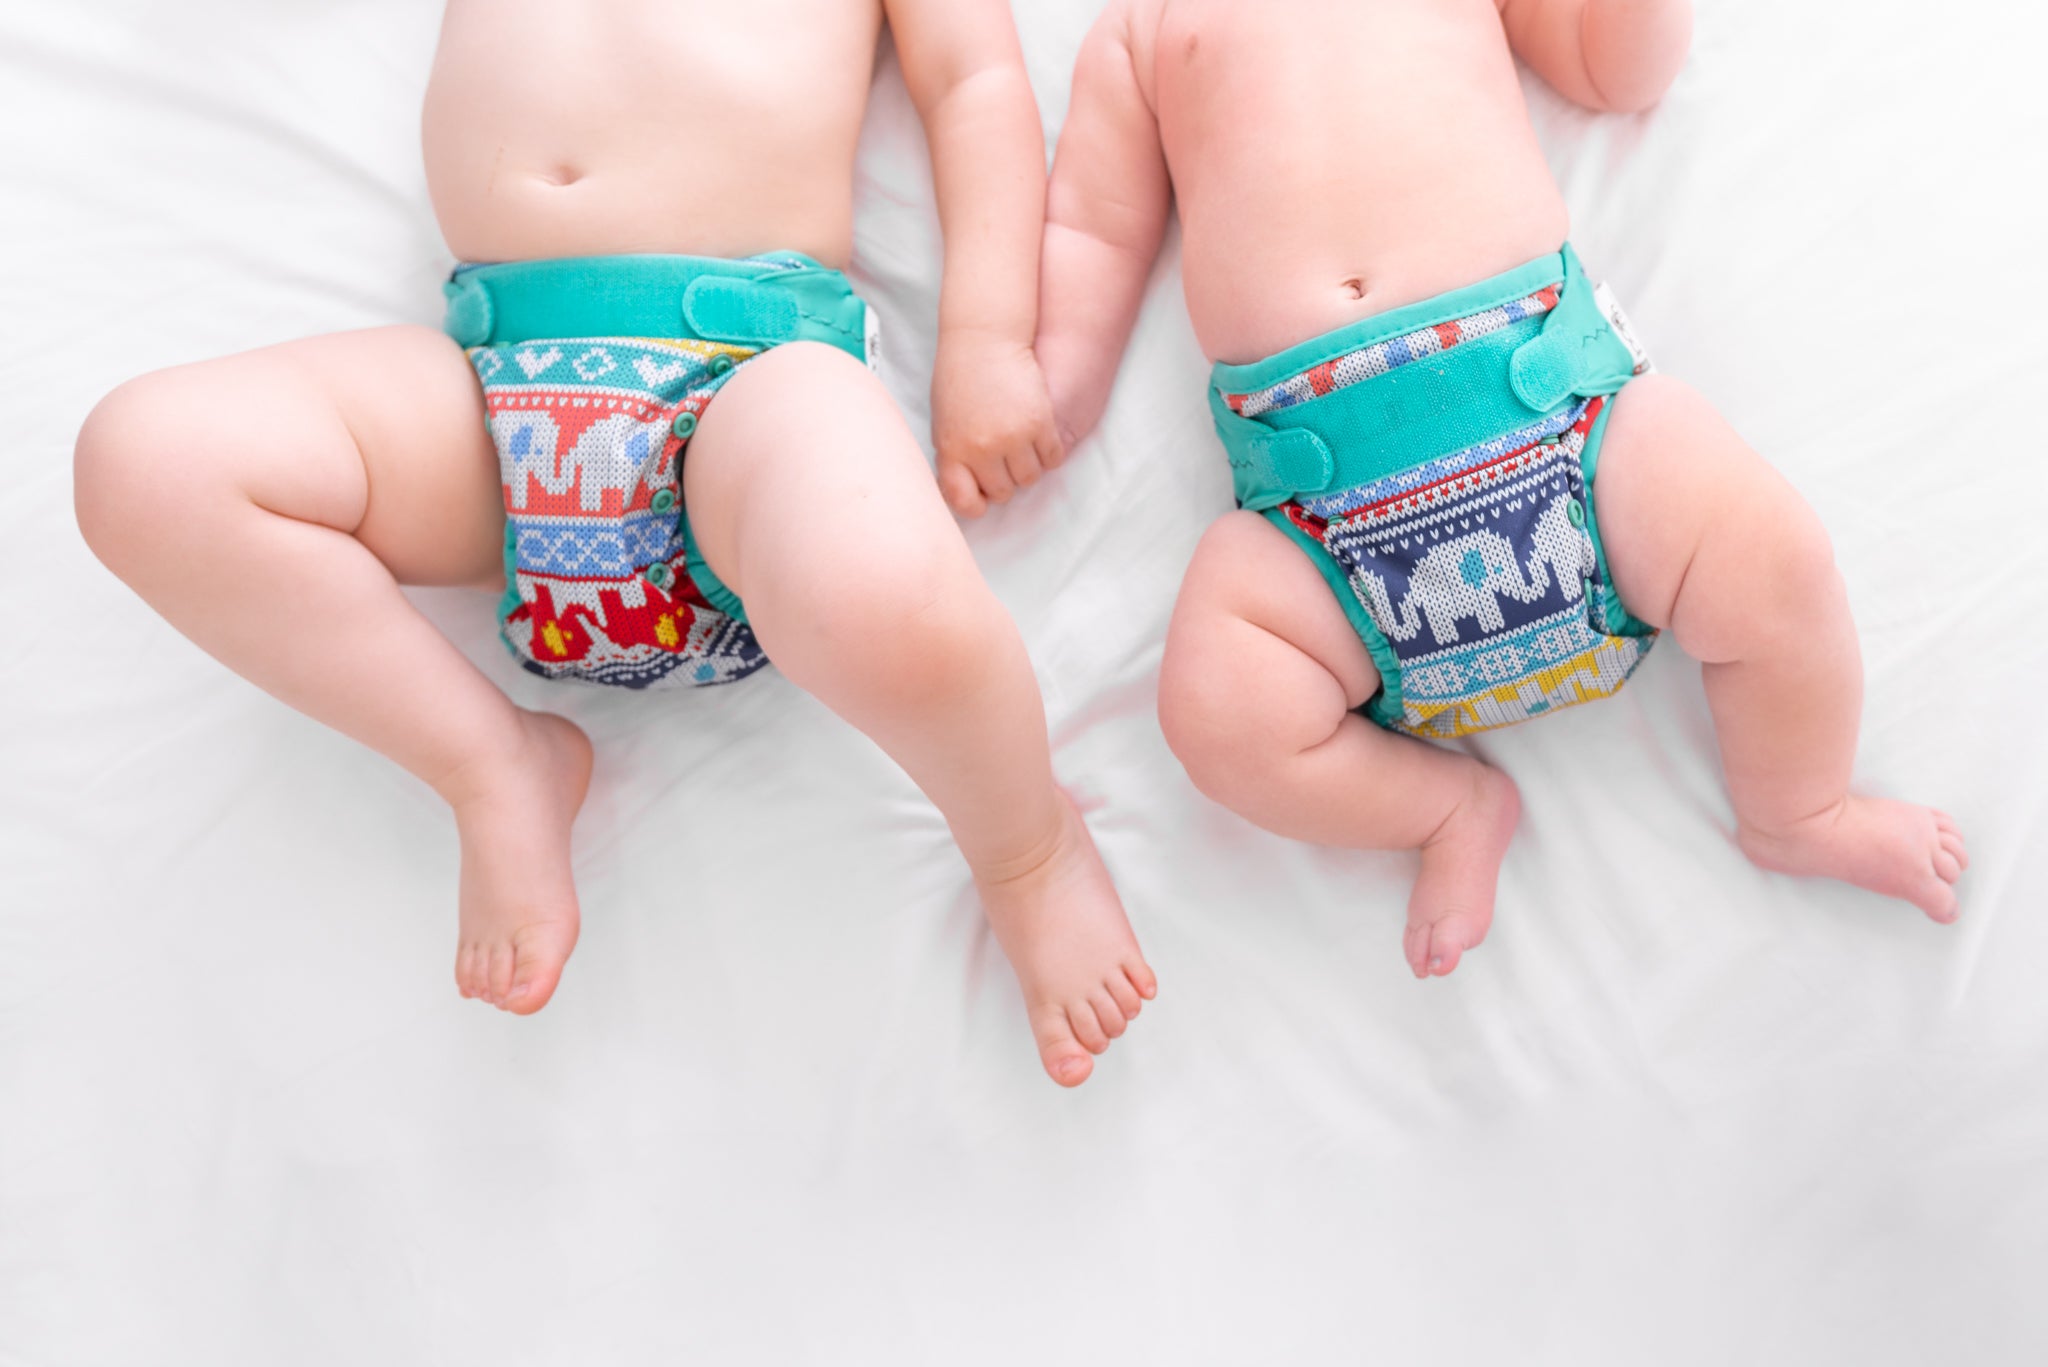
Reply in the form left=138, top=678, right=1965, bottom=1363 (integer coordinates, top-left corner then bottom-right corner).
left=1224, top=287, right=1653, bottom=739
left=471, top=335, right=766, bottom=690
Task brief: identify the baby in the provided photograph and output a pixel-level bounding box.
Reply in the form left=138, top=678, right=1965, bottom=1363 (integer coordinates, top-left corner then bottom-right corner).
left=1031, top=0, right=1967, bottom=977
left=72, top=0, right=1153, bottom=1087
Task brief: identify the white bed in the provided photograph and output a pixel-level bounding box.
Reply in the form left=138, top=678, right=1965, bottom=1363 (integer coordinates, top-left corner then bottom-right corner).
left=5, top=2, right=2046, bottom=1362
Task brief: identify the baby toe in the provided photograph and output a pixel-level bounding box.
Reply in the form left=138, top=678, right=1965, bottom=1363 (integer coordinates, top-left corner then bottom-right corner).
left=504, top=962, right=559, bottom=1016
left=1105, top=973, right=1143, bottom=1019
left=485, top=943, right=516, bottom=1006
left=468, top=946, right=496, bottom=1002
left=1403, top=923, right=1433, bottom=979
left=504, top=925, right=575, bottom=1015
left=1034, top=1013, right=1094, bottom=1088
left=1933, top=846, right=1962, bottom=885
left=1918, top=877, right=1961, bottom=924
left=1940, top=830, right=1969, bottom=872
left=1090, top=991, right=1127, bottom=1041
left=1428, top=925, right=1471, bottom=978
left=1123, top=960, right=1158, bottom=1001
left=1066, top=1001, right=1110, bottom=1055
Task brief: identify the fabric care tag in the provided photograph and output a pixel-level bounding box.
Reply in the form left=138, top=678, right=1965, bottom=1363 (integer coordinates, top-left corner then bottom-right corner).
left=864, top=305, right=883, bottom=374
left=1593, top=282, right=1655, bottom=375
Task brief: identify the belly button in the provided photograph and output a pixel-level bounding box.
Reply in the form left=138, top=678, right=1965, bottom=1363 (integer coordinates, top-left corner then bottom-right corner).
left=1343, top=278, right=1367, bottom=300
left=542, top=164, right=583, bottom=188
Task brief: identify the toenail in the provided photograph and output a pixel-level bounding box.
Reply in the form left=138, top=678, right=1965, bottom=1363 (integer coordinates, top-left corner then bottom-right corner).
left=1430, top=956, right=1444, bottom=970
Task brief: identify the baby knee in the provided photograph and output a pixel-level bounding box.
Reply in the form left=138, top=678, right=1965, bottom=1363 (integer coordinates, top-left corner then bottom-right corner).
left=1684, top=506, right=1844, bottom=662
left=1777, top=512, right=1842, bottom=597
left=74, top=376, right=171, bottom=566
left=1158, top=654, right=1258, bottom=801
left=800, top=548, right=1009, bottom=699
left=1748, top=506, right=1846, bottom=644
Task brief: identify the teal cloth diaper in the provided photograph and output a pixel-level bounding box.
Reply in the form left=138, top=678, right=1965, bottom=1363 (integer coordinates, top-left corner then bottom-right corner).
left=1209, top=246, right=1659, bottom=738
left=444, top=252, right=875, bottom=689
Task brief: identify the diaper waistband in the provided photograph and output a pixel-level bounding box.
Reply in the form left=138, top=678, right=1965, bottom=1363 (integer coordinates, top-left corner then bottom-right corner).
left=442, top=252, right=872, bottom=364
left=1211, top=246, right=1641, bottom=513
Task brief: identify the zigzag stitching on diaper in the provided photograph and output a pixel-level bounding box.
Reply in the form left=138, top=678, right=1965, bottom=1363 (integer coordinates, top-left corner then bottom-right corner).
left=741, top=252, right=867, bottom=349
left=795, top=311, right=864, bottom=347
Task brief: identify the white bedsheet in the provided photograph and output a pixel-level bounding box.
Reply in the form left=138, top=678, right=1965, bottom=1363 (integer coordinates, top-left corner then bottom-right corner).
left=5, top=2, right=2046, bottom=1362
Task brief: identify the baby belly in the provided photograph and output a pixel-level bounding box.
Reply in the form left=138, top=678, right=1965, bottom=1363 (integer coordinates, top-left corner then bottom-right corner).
left=424, top=0, right=873, bottom=265
left=427, top=154, right=860, bottom=268
left=1155, top=0, right=1572, bottom=363
left=1177, top=170, right=1572, bottom=367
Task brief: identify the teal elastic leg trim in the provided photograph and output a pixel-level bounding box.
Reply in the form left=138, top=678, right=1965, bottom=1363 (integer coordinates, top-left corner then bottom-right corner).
left=679, top=507, right=749, bottom=626
left=1263, top=509, right=1409, bottom=731
left=495, top=518, right=528, bottom=660
left=496, top=518, right=523, bottom=626
left=1578, top=394, right=1658, bottom=639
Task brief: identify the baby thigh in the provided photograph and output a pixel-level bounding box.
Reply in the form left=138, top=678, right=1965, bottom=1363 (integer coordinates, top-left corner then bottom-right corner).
left=78, top=326, right=504, bottom=591
left=1591, top=374, right=1860, bottom=821
left=73, top=326, right=520, bottom=785
left=681, top=343, right=1062, bottom=864
left=1157, top=511, right=1477, bottom=851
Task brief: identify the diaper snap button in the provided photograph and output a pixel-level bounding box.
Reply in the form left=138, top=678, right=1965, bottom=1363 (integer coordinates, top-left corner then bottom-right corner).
left=670, top=411, right=698, bottom=440
left=1567, top=501, right=1587, bottom=529
left=651, top=488, right=677, bottom=514
left=644, top=562, right=675, bottom=590
left=708, top=353, right=736, bottom=376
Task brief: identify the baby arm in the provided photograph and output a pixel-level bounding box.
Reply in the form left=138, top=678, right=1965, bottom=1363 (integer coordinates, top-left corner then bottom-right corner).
left=1497, top=0, right=1693, bottom=113
left=1035, top=3, right=1172, bottom=453
left=889, top=0, right=1062, bottom=517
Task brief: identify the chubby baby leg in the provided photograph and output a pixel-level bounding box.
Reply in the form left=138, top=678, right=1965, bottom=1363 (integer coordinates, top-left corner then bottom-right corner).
left=1160, top=513, right=1521, bottom=978
left=683, top=343, right=1154, bottom=1086
left=1594, top=376, right=1966, bottom=922
left=74, top=327, right=590, bottom=1012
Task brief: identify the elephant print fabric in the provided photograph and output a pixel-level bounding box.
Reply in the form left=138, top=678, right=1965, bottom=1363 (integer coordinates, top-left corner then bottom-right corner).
left=1286, top=395, right=1656, bottom=739
left=470, top=333, right=768, bottom=690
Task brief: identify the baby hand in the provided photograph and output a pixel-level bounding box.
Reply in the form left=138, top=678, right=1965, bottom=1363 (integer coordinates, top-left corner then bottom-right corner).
left=931, top=329, right=1065, bottom=518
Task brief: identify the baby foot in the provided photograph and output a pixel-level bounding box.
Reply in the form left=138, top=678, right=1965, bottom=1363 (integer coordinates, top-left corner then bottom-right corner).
left=1738, top=797, right=1966, bottom=924
left=1404, top=765, right=1522, bottom=980
left=977, top=794, right=1157, bottom=1088
left=446, top=709, right=594, bottom=1014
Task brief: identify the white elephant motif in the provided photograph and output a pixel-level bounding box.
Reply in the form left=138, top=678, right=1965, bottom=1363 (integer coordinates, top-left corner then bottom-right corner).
left=494, top=411, right=670, bottom=511
left=1357, top=529, right=1551, bottom=647
left=1525, top=497, right=1596, bottom=606
left=492, top=409, right=559, bottom=508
